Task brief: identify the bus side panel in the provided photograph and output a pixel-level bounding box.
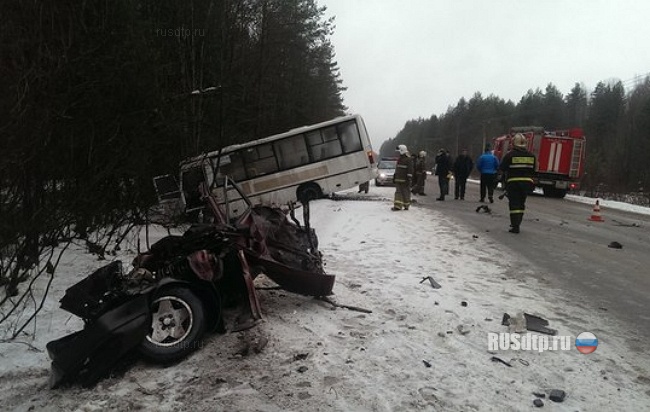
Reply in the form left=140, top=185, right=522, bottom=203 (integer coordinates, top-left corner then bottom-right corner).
left=253, top=164, right=329, bottom=193
left=244, top=151, right=372, bottom=199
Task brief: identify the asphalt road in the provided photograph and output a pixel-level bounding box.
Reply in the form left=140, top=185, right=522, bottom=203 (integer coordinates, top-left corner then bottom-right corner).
left=410, top=179, right=650, bottom=353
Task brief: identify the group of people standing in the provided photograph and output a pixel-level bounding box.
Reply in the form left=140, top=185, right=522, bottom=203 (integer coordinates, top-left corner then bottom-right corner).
left=432, top=147, right=474, bottom=201
left=390, top=134, right=536, bottom=233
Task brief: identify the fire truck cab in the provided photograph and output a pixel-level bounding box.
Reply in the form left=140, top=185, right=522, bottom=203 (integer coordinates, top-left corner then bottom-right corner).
left=493, top=126, right=586, bottom=198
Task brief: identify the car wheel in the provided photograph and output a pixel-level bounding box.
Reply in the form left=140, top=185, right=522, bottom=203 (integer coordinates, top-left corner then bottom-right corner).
left=139, top=287, right=206, bottom=363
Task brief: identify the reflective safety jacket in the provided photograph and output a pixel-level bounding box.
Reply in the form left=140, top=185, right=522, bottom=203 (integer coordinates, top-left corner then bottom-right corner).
left=393, top=154, right=414, bottom=184
left=498, top=147, right=536, bottom=183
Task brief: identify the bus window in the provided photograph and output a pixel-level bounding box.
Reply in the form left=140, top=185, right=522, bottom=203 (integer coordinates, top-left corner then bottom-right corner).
left=243, top=143, right=278, bottom=178
left=306, top=127, right=342, bottom=161
left=275, top=134, right=309, bottom=169
left=338, top=121, right=362, bottom=153
left=215, top=152, right=246, bottom=183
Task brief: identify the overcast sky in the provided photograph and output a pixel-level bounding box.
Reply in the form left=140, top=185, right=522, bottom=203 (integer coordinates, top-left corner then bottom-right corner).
left=320, top=0, right=650, bottom=150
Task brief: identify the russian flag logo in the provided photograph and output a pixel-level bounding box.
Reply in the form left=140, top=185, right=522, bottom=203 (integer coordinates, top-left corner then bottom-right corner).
left=575, top=332, right=598, bottom=354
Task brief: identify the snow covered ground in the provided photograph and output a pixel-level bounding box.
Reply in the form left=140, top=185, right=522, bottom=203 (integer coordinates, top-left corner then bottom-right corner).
left=1, top=185, right=650, bottom=411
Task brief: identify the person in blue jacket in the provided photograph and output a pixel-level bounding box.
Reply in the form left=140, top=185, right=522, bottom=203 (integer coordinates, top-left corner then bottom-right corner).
left=476, top=144, right=500, bottom=203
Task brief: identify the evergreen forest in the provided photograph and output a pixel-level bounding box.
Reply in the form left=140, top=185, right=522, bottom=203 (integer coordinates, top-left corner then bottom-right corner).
left=0, top=0, right=345, bottom=303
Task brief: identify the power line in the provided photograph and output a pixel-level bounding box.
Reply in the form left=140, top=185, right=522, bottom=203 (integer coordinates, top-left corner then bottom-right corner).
left=615, top=72, right=650, bottom=89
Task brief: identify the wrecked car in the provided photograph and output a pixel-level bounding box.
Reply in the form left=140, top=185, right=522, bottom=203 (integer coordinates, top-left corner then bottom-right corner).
left=47, top=179, right=334, bottom=388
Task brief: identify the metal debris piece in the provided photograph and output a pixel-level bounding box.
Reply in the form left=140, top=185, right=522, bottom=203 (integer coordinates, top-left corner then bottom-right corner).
left=293, top=353, right=309, bottom=361
left=490, top=356, right=512, bottom=367
left=549, top=389, right=566, bottom=402
left=419, top=276, right=442, bottom=289
left=612, top=219, right=641, bottom=227
left=502, top=312, right=556, bottom=335
left=524, top=313, right=557, bottom=335
left=319, top=296, right=372, bottom=314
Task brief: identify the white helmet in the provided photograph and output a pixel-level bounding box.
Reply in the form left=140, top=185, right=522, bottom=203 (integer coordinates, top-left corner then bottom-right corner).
left=513, top=133, right=527, bottom=148
left=419, top=151, right=427, bottom=157
left=397, top=144, right=408, bottom=155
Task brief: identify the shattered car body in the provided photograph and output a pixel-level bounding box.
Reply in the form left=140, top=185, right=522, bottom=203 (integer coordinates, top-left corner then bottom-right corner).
left=47, top=180, right=333, bottom=388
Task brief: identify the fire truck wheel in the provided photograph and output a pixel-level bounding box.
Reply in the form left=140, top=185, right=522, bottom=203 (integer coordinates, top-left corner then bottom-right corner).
left=543, top=187, right=567, bottom=198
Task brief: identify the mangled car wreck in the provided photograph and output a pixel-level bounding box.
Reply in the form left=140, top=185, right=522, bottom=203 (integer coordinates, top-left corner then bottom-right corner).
left=47, top=180, right=333, bottom=388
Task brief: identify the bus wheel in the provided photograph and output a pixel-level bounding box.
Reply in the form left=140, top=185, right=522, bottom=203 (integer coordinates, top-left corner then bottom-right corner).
left=297, top=184, right=322, bottom=203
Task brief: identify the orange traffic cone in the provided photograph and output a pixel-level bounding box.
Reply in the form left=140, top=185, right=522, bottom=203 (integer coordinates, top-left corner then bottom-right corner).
left=588, top=199, right=605, bottom=222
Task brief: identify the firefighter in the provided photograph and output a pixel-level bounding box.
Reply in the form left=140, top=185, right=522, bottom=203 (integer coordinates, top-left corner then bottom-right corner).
left=411, top=150, right=427, bottom=195
left=498, top=133, right=536, bottom=233
left=392, top=144, right=414, bottom=211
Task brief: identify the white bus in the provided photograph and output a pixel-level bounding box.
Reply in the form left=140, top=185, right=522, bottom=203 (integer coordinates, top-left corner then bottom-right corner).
left=164, top=114, right=376, bottom=218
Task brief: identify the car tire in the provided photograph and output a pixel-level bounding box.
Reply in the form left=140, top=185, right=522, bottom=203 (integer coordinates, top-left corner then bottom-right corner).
left=139, top=287, right=207, bottom=363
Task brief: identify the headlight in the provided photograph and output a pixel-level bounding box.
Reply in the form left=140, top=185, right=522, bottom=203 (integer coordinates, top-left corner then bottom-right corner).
left=380, top=173, right=386, bottom=178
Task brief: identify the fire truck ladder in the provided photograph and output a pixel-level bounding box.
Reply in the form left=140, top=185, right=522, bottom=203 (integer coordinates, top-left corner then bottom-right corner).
left=569, top=140, right=583, bottom=178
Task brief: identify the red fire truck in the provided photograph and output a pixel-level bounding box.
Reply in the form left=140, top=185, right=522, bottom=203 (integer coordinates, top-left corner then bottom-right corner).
left=492, top=126, right=586, bottom=198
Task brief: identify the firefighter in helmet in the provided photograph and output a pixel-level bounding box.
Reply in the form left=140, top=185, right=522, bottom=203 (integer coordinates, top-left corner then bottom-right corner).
left=411, top=150, right=428, bottom=195
left=392, top=144, right=414, bottom=210
left=498, top=133, right=536, bottom=233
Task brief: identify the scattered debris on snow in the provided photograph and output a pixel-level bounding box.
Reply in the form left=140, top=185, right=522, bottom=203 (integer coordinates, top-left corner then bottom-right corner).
left=608, top=241, right=623, bottom=249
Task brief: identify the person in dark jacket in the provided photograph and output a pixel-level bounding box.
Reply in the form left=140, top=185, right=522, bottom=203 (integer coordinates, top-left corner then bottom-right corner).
left=434, top=148, right=451, bottom=201
left=476, top=144, right=500, bottom=203
left=392, top=145, right=414, bottom=211
left=411, top=151, right=428, bottom=195
left=358, top=181, right=369, bottom=193
left=498, top=133, right=536, bottom=233
left=452, top=148, right=473, bottom=200
left=445, top=149, right=452, bottom=195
